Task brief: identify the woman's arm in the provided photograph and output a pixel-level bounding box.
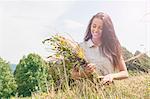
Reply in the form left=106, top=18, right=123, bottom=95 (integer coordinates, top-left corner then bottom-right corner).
left=112, top=71, right=128, bottom=80
left=112, top=58, right=128, bottom=80
left=102, top=56, right=128, bottom=84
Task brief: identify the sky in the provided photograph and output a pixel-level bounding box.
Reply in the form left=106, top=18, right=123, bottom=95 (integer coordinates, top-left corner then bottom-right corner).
left=0, top=0, right=150, bottom=64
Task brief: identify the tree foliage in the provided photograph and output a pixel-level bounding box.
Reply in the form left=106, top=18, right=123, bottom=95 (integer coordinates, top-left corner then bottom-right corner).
left=0, top=57, right=17, bottom=98
left=14, top=53, right=49, bottom=97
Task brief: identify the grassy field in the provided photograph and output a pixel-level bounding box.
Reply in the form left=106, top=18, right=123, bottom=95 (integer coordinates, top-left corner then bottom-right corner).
left=29, top=73, right=150, bottom=99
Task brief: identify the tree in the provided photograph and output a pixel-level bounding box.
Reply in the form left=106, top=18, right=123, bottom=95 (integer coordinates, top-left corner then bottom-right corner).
left=0, top=57, right=17, bottom=98
left=14, top=53, right=49, bottom=97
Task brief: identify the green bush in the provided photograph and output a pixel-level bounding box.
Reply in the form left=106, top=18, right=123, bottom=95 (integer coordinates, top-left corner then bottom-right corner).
left=14, top=53, right=49, bottom=97
left=0, top=57, right=17, bottom=98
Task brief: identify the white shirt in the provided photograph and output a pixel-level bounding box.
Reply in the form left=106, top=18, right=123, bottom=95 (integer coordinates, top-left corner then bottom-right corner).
left=79, top=39, right=115, bottom=75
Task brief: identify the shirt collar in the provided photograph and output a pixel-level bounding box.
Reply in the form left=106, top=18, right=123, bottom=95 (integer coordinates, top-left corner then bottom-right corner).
left=87, top=39, right=102, bottom=48
left=87, top=39, right=95, bottom=48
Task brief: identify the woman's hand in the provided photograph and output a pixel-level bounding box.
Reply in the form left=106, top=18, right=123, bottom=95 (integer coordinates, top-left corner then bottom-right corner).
left=71, top=67, right=80, bottom=80
left=84, top=63, right=96, bottom=75
left=71, top=63, right=96, bottom=80
left=101, top=74, right=114, bottom=85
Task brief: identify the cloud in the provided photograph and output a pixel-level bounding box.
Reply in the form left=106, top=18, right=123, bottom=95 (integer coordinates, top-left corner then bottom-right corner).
left=0, top=1, right=74, bottom=63
left=64, top=19, right=84, bottom=30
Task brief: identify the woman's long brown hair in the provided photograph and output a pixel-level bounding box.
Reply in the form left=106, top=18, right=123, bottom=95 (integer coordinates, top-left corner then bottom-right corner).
left=84, top=12, right=122, bottom=68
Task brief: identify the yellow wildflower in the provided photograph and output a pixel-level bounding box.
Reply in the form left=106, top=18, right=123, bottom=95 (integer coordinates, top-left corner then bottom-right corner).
left=76, top=47, right=85, bottom=59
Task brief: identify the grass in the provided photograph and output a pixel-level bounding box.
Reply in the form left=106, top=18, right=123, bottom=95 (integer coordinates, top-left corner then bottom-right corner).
left=30, top=73, right=150, bottom=99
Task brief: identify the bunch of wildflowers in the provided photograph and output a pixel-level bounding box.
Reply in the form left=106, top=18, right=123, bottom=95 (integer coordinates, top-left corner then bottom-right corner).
left=43, top=35, right=89, bottom=88
left=43, top=34, right=87, bottom=68
left=43, top=35, right=101, bottom=87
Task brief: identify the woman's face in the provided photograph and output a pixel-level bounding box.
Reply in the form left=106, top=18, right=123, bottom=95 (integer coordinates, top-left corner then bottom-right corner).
left=91, top=18, right=103, bottom=40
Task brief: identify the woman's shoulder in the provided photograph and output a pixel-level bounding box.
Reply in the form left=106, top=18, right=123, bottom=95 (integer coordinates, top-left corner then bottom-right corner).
left=79, top=41, right=88, bottom=48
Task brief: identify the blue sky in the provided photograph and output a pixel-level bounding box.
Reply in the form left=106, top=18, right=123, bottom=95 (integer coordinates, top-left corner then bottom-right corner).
left=0, top=0, right=150, bottom=64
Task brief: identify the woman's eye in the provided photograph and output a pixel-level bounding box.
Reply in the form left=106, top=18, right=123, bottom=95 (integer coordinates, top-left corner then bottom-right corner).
left=92, top=25, right=96, bottom=28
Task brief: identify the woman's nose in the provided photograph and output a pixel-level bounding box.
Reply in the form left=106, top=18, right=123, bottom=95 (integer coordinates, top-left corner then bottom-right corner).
left=94, top=28, right=99, bottom=33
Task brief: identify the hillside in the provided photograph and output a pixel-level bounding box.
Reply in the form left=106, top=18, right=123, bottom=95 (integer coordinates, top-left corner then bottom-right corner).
left=122, top=47, right=150, bottom=73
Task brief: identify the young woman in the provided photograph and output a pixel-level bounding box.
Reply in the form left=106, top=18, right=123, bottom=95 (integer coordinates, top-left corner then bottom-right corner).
left=71, top=12, right=128, bottom=84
